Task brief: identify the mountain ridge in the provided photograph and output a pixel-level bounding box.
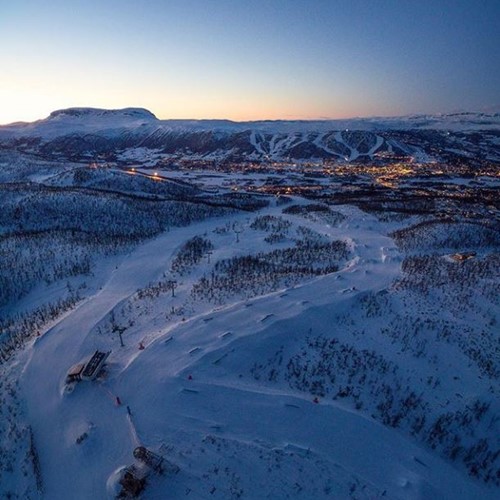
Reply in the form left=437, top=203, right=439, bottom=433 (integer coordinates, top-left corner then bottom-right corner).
left=1, top=107, right=499, bottom=164
left=2, top=107, right=500, bottom=131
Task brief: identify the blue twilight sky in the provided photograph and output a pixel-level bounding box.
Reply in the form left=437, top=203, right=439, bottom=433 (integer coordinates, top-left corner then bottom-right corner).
left=0, top=0, right=499, bottom=123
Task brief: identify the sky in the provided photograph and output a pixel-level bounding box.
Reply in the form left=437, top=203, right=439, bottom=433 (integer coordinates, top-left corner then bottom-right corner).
left=0, top=0, right=499, bottom=124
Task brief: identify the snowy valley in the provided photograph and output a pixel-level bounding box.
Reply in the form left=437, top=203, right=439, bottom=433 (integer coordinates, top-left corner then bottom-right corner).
left=0, top=109, right=498, bottom=499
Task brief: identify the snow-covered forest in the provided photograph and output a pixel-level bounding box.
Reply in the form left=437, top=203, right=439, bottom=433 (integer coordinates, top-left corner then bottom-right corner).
left=0, top=127, right=498, bottom=499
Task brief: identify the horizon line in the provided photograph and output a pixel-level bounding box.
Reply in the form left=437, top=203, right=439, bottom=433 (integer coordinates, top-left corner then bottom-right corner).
left=1, top=105, right=499, bottom=127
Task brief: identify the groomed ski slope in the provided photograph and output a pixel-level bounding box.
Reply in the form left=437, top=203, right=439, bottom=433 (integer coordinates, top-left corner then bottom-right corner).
left=19, top=203, right=495, bottom=499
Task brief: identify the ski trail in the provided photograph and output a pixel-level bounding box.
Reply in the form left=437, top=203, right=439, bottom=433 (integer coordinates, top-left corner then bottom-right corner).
left=334, top=131, right=358, bottom=160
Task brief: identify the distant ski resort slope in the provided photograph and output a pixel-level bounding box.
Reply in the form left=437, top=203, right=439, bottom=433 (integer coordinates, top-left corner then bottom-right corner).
left=1, top=107, right=499, bottom=164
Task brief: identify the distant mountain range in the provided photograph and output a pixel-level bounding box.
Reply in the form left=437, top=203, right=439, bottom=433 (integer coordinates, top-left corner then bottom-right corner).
left=1, top=107, right=499, bottom=163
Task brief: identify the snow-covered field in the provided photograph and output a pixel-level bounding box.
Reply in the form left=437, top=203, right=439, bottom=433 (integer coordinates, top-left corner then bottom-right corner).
left=0, top=148, right=498, bottom=499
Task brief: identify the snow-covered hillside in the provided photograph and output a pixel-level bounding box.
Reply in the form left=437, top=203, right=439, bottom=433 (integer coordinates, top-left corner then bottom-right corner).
left=0, top=141, right=498, bottom=499
left=2, top=108, right=500, bottom=134
left=0, top=108, right=499, bottom=163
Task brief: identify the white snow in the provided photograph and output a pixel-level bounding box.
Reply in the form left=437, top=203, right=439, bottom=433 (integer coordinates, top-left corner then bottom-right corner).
left=5, top=201, right=495, bottom=499
left=1, top=108, right=499, bottom=140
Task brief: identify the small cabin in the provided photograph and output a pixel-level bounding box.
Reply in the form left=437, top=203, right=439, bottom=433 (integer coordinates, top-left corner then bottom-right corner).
left=65, top=350, right=111, bottom=386
left=65, top=363, right=85, bottom=384
left=116, top=447, right=178, bottom=497
left=118, top=464, right=149, bottom=498
left=81, top=350, right=111, bottom=380
left=133, top=446, right=164, bottom=474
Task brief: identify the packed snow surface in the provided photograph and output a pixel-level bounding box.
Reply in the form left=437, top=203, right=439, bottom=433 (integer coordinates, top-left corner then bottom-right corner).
left=13, top=202, right=497, bottom=500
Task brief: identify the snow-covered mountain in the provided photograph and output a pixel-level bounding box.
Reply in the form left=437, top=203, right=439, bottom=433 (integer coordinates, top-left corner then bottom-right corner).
left=0, top=111, right=498, bottom=499
left=1, top=108, right=499, bottom=163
